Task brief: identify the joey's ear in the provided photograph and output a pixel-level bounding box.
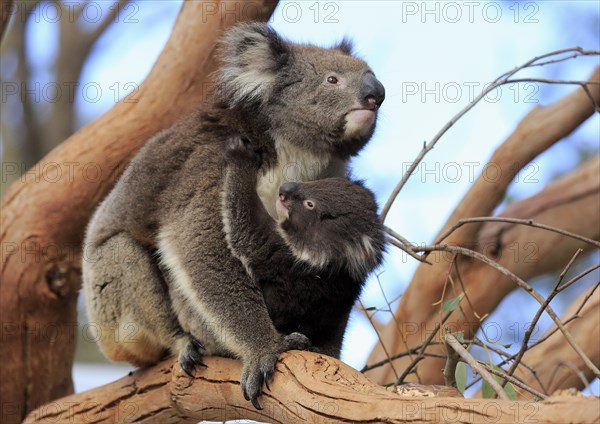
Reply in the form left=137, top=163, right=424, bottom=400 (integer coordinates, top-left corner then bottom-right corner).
left=334, top=37, right=354, bottom=56
left=217, top=23, right=291, bottom=106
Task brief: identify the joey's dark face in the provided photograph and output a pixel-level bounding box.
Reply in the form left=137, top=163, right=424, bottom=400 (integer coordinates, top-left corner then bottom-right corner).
left=217, top=23, right=385, bottom=158
left=275, top=178, right=385, bottom=278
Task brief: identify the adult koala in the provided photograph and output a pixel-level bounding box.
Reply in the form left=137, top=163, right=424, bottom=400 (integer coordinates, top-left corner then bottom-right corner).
left=83, top=22, right=384, bottom=409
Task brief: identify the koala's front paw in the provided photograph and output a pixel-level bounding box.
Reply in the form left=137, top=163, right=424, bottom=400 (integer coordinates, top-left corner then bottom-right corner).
left=240, top=352, right=278, bottom=410
left=281, top=332, right=313, bottom=352
left=178, top=335, right=207, bottom=377
left=224, top=136, right=263, bottom=168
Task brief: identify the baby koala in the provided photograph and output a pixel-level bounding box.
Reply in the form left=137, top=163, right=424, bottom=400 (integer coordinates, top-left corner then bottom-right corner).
left=222, top=137, right=386, bottom=357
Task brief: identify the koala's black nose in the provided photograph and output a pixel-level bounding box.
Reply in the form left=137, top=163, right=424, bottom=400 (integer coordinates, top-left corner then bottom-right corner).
left=361, top=74, right=385, bottom=109
left=279, top=182, right=299, bottom=199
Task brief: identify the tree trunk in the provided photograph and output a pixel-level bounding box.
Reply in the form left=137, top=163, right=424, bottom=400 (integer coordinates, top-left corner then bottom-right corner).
left=0, top=2, right=278, bottom=422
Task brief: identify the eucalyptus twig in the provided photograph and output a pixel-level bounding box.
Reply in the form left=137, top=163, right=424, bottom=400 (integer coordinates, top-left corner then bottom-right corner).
left=380, top=47, right=600, bottom=222
left=467, top=281, right=600, bottom=392
left=469, top=337, right=545, bottom=390
left=359, top=300, right=400, bottom=381
left=498, top=247, right=583, bottom=391
left=434, top=217, right=600, bottom=249
left=394, top=309, right=454, bottom=385
left=503, top=249, right=584, bottom=385
left=445, top=333, right=509, bottom=400
left=414, top=244, right=600, bottom=378
left=363, top=337, right=537, bottom=377
left=443, top=335, right=460, bottom=388
left=522, top=281, right=600, bottom=354
left=374, top=273, right=421, bottom=370
left=478, top=361, right=547, bottom=400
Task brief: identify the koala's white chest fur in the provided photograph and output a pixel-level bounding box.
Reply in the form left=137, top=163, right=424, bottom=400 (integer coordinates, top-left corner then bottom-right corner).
left=257, top=138, right=348, bottom=218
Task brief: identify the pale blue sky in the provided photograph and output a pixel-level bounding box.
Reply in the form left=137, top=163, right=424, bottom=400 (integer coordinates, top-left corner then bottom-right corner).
left=17, top=0, right=599, bottom=394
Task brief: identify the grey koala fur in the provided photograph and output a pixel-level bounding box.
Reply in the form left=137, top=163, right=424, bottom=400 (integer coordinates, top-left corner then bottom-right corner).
left=223, top=137, right=386, bottom=358
left=82, top=22, right=384, bottom=409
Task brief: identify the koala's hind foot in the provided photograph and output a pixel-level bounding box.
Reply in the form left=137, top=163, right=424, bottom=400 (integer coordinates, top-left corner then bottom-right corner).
left=178, top=335, right=207, bottom=377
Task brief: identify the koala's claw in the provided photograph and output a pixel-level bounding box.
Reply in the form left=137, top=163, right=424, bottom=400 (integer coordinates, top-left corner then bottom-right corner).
left=189, top=336, right=205, bottom=354
left=251, top=396, right=262, bottom=410
left=178, top=336, right=206, bottom=377
left=240, top=353, right=278, bottom=410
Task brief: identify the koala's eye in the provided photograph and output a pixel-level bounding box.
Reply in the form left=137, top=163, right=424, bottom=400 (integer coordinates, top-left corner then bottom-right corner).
left=327, top=76, right=339, bottom=84
left=303, top=200, right=316, bottom=210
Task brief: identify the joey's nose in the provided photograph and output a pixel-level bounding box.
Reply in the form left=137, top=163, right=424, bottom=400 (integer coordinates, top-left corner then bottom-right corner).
left=279, top=182, right=299, bottom=200
left=361, top=74, right=385, bottom=109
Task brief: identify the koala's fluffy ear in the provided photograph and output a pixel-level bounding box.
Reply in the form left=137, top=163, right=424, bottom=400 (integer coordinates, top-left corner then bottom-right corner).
left=335, top=37, right=354, bottom=56
left=218, top=23, right=290, bottom=107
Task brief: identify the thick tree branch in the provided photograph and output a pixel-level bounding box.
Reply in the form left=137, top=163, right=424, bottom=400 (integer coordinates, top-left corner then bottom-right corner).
left=24, top=353, right=600, bottom=424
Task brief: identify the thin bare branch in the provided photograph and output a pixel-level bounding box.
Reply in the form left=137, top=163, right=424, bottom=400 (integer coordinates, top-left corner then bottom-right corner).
left=380, top=48, right=600, bottom=222
left=493, top=47, right=599, bottom=82
left=558, top=263, right=600, bottom=293
left=434, top=217, right=600, bottom=248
